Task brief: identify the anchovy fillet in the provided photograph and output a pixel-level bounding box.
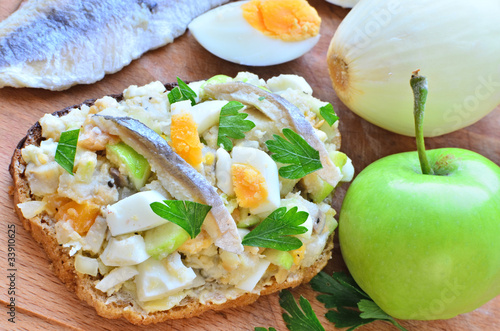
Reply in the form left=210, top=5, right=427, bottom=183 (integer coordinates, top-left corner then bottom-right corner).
left=0, top=0, right=228, bottom=90
left=204, top=82, right=343, bottom=187
left=93, top=115, right=243, bottom=255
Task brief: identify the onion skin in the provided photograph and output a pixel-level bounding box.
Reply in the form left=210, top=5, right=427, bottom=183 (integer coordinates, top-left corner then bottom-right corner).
left=327, top=0, right=500, bottom=137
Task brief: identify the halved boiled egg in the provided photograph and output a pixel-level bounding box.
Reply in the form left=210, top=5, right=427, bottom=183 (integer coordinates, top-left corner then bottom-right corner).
left=188, top=0, right=321, bottom=66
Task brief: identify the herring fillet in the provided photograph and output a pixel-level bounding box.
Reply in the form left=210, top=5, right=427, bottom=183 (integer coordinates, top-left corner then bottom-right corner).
left=0, top=0, right=229, bottom=90
left=93, top=115, right=244, bottom=255
left=204, top=82, right=343, bottom=188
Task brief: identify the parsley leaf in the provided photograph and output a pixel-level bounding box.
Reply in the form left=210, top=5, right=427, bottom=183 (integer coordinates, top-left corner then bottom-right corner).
left=358, top=300, right=405, bottom=329
left=279, top=290, right=325, bottom=331
left=265, top=128, right=322, bottom=179
left=319, top=103, right=338, bottom=126
left=241, top=207, right=308, bottom=251
left=311, top=272, right=408, bottom=331
left=55, top=129, right=80, bottom=175
left=217, top=101, right=256, bottom=151
left=325, top=307, right=375, bottom=330
left=150, top=200, right=211, bottom=238
left=254, top=328, right=276, bottom=331
left=168, top=77, right=197, bottom=106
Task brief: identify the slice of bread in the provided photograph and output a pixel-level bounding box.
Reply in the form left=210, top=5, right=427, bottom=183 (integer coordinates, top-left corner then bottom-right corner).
left=9, top=84, right=335, bottom=325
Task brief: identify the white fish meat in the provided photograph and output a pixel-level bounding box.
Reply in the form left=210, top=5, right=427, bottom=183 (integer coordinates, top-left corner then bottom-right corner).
left=93, top=115, right=244, bottom=255
left=0, top=0, right=228, bottom=90
left=204, top=82, right=343, bottom=188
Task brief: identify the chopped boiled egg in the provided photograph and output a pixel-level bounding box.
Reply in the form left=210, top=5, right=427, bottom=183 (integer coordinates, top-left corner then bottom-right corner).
left=231, top=146, right=280, bottom=214
left=95, top=266, right=138, bottom=294
left=216, top=147, right=235, bottom=195
left=188, top=0, right=321, bottom=66
left=170, top=108, right=203, bottom=167
left=135, top=255, right=196, bottom=302
left=172, top=99, right=228, bottom=134
left=99, top=235, right=150, bottom=266
left=106, top=190, right=169, bottom=236
left=235, top=258, right=271, bottom=291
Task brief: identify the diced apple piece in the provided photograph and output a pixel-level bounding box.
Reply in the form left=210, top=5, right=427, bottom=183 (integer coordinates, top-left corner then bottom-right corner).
left=100, top=235, right=150, bottom=266
left=106, top=190, right=169, bottom=236
left=106, top=142, right=151, bottom=190
left=263, top=249, right=294, bottom=270
left=301, top=173, right=334, bottom=203
left=144, top=222, right=190, bottom=260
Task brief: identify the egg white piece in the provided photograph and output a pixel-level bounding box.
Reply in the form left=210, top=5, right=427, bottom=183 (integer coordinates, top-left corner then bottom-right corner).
left=216, top=147, right=235, bottom=196
left=188, top=1, right=320, bottom=66
left=231, top=146, right=280, bottom=214
left=171, top=99, right=228, bottom=134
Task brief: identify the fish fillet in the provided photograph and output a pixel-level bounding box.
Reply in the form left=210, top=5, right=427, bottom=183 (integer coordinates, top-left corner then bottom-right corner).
left=0, top=0, right=228, bottom=90
left=93, top=115, right=244, bottom=255
left=204, top=82, right=343, bottom=188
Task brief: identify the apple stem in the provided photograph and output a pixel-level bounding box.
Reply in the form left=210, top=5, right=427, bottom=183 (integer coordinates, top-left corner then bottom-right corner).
left=410, top=71, right=434, bottom=175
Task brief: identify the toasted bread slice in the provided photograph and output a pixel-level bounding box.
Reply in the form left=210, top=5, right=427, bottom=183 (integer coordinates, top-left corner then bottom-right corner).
left=10, top=81, right=336, bottom=325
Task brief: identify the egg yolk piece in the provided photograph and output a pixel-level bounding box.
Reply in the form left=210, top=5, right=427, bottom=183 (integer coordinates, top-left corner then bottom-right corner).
left=170, top=112, right=203, bottom=167
left=55, top=200, right=100, bottom=235
left=242, top=0, right=321, bottom=41
left=232, top=163, right=269, bottom=209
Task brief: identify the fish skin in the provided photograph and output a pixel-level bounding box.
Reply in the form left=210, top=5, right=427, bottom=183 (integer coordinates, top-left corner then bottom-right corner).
left=204, top=82, right=343, bottom=188
left=92, top=114, right=244, bottom=255
left=0, top=0, right=229, bottom=90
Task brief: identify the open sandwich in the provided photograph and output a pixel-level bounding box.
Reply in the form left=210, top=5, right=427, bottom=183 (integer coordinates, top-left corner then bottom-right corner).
left=10, top=72, right=353, bottom=324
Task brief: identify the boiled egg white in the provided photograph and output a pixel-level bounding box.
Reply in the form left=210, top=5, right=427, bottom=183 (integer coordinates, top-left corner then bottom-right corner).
left=188, top=0, right=321, bottom=66
left=230, top=146, right=280, bottom=214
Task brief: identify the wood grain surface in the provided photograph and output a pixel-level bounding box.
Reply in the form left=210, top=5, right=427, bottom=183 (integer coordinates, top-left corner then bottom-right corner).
left=1, top=0, right=499, bottom=330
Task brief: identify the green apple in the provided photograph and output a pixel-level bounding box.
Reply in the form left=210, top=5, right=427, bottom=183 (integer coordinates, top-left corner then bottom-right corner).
left=339, top=73, right=500, bottom=320
left=106, top=142, right=151, bottom=189
left=263, top=248, right=294, bottom=270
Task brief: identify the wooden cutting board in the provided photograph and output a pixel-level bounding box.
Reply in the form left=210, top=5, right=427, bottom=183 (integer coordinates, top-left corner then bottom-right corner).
left=1, top=1, right=499, bottom=330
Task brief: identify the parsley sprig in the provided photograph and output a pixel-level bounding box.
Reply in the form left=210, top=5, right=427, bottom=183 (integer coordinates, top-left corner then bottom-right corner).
left=242, top=207, right=308, bottom=251
left=311, top=272, right=408, bottom=331
left=150, top=200, right=212, bottom=238
left=319, top=103, right=339, bottom=126
left=168, top=77, right=197, bottom=106
left=265, top=128, right=322, bottom=179
left=55, top=129, right=80, bottom=175
left=279, top=290, right=325, bottom=331
left=217, top=101, right=256, bottom=151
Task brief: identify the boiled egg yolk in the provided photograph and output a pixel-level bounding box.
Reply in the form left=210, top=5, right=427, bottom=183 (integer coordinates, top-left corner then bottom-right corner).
left=229, top=146, right=280, bottom=214
left=242, top=0, right=321, bottom=42
left=188, top=0, right=322, bottom=66
left=232, top=163, right=269, bottom=209
left=170, top=112, right=203, bottom=167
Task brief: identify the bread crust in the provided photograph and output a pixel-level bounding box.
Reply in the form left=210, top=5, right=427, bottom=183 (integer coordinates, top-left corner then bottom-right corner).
left=9, top=86, right=334, bottom=325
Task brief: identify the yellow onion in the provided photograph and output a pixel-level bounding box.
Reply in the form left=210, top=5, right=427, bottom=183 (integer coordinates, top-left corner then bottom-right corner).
left=327, top=0, right=500, bottom=136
